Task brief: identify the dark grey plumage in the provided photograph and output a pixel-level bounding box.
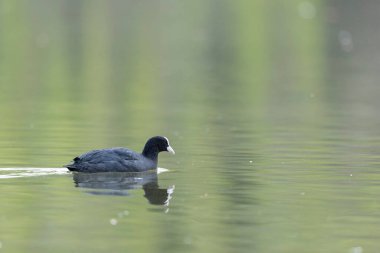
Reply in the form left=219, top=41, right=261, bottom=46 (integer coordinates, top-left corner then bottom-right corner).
left=66, top=136, right=175, bottom=173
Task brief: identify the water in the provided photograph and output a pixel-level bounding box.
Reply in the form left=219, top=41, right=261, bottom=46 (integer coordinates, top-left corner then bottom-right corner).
left=1, top=1, right=380, bottom=252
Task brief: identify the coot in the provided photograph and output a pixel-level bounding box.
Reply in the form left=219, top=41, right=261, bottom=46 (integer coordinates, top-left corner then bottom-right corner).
left=66, top=136, right=175, bottom=173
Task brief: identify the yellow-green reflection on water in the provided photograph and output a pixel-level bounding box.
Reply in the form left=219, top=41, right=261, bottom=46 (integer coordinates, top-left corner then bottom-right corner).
left=0, top=1, right=380, bottom=253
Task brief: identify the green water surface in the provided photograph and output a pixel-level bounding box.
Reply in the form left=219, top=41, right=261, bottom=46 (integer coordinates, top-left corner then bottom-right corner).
left=0, top=1, right=380, bottom=252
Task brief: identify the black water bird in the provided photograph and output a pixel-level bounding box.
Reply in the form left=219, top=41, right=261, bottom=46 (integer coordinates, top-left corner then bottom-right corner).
left=66, top=136, right=175, bottom=173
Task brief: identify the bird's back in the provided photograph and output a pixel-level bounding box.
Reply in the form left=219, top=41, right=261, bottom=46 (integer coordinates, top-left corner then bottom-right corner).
left=66, top=147, right=156, bottom=172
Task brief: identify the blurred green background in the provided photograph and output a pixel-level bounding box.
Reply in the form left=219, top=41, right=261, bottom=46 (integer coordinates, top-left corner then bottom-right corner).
left=0, top=0, right=379, bottom=163
left=1, top=1, right=380, bottom=253
left=0, top=0, right=328, bottom=165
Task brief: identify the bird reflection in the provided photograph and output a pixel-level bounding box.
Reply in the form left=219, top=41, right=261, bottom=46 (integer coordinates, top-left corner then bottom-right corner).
left=72, top=171, right=174, bottom=206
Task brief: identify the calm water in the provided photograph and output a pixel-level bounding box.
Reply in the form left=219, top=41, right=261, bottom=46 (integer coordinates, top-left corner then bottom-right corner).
left=1, top=1, right=380, bottom=252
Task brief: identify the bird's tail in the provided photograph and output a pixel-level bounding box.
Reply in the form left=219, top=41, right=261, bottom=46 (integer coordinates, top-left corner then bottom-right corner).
left=65, top=157, right=80, bottom=171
